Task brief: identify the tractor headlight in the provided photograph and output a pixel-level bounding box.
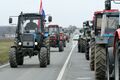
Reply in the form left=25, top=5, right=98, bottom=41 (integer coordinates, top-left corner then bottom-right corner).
left=35, top=42, right=38, bottom=45
left=18, top=42, right=22, bottom=46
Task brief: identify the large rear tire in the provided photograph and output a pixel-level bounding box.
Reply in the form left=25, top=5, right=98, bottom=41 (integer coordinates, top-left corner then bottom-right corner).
left=95, top=44, right=106, bottom=80
left=78, top=38, right=81, bottom=53
left=81, top=39, right=86, bottom=53
left=47, top=46, right=50, bottom=65
left=64, top=41, right=66, bottom=47
left=39, top=47, right=47, bottom=68
left=85, top=40, right=89, bottom=60
left=9, top=48, right=17, bottom=68
left=90, top=40, right=95, bottom=71
left=59, top=41, right=64, bottom=52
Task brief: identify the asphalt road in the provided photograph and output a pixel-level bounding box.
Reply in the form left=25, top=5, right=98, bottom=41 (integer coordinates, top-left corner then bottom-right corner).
left=0, top=40, right=95, bottom=80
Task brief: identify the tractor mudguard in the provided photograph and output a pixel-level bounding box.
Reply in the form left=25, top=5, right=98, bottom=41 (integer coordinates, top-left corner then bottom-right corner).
left=11, top=46, right=17, bottom=49
left=95, top=36, right=109, bottom=44
left=113, top=29, right=120, bottom=54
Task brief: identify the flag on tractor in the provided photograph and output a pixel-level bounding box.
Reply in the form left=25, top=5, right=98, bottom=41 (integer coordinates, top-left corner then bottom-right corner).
left=38, top=0, right=46, bottom=27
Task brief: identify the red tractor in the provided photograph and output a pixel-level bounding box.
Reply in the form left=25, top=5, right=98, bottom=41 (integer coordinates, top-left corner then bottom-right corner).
left=89, top=0, right=120, bottom=79
left=63, top=28, right=70, bottom=43
left=48, top=25, right=64, bottom=52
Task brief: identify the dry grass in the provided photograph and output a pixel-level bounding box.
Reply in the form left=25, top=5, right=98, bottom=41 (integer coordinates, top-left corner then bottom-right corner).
left=0, top=39, right=13, bottom=64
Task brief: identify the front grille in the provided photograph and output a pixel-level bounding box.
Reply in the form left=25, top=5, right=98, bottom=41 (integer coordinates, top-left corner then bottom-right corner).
left=22, top=33, right=34, bottom=47
left=23, top=42, right=34, bottom=47
left=22, top=33, right=34, bottom=41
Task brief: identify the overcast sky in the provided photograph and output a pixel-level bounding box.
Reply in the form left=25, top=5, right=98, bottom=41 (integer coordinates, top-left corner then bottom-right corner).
left=0, top=0, right=120, bottom=28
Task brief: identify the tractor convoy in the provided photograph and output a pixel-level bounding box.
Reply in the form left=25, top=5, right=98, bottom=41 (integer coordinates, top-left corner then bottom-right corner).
left=8, top=12, right=71, bottom=68
left=78, top=0, right=120, bottom=80
left=3, top=0, right=120, bottom=79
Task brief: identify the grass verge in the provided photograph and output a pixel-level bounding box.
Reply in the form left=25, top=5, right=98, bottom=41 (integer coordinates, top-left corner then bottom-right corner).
left=0, top=39, right=13, bottom=65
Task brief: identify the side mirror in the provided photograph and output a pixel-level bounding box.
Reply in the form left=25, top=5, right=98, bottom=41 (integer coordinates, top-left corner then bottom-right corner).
left=48, top=16, right=52, bottom=22
left=9, top=18, right=13, bottom=24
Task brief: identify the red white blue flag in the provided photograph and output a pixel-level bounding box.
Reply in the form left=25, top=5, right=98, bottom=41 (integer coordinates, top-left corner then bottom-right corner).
left=38, top=0, right=45, bottom=27
left=39, top=0, right=45, bottom=18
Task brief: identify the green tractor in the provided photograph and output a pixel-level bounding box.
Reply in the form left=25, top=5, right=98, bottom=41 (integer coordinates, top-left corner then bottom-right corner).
left=78, top=20, right=93, bottom=60
left=9, top=12, right=52, bottom=68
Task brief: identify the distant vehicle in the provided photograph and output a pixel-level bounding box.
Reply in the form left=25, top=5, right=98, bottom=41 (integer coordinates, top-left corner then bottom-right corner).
left=48, top=25, right=64, bottom=52
left=73, top=34, right=79, bottom=41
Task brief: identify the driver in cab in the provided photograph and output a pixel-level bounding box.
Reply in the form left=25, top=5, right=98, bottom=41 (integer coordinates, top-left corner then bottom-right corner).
left=25, top=19, right=38, bottom=31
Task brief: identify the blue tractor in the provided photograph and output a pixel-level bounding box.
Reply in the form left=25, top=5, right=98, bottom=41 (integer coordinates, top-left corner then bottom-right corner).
left=9, top=12, right=52, bottom=68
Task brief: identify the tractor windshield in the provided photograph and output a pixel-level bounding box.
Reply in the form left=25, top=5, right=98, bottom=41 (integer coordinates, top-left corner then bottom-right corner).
left=49, top=27, right=59, bottom=35
left=101, top=14, right=119, bottom=35
left=19, top=16, right=42, bottom=33
left=59, top=28, right=63, bottom=33
left=106, top=16, right=119, bottom=29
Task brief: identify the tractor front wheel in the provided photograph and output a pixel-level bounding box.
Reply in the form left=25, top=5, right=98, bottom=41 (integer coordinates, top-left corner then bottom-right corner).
left=95, top=44, right=106, bottom=80
left=39, top=47, right=47, bottom=68
left=16, top=52, right=24, bottom=65
left=9, top=48, right=18, bottom=68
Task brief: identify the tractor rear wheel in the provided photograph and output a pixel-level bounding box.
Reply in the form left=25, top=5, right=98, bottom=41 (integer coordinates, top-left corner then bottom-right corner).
left=90, top=40, right=95, bottom=71
left=59, top=41, right=64, bottom=52
left=39, top=47, right=47, bottom=68
left=9, top=48, right=18, bottom=68
left=78, top=38, right=81, bottom=53
left=81, top=39, right=86, bottom=53
left=85, top=40, right=89, bottom=60
left=47, top=46, right=50, bottom=65
left=95, top=44, right=106, bottom=80
left=64, top=41, right=66, bottom=47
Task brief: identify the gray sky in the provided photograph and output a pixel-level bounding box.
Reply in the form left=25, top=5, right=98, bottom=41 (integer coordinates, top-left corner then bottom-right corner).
left=0, top=0, right=120, bottom=28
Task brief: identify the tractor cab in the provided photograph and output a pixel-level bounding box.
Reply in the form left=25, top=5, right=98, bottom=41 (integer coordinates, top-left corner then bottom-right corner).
left=83, top=21, right=93, bottom=38
left=48, top=25, right=59, bottom=36
left=94, top=10, right=119, bottom=46
left=9, top=13, right=45, bottom=48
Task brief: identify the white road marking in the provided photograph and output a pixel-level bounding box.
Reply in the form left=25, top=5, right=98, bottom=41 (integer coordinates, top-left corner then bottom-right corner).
left=0, top=63, right=9, bottom=68
left=0, top=57, right=29, bottom=68
left=56, top=41, right=77, bottom=80
left=77, top=77, right=92, bottom=80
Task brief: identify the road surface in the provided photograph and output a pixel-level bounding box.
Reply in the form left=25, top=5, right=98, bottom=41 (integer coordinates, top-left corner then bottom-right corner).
left=0, top=40, right=95, bottom=80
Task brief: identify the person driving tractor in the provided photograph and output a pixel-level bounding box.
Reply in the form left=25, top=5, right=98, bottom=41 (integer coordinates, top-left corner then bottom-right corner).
left=25, top=19, right=38, bottom=30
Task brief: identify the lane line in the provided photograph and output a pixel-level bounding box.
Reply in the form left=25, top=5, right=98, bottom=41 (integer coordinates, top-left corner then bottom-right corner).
left=56, top=41, right=77, bottom=80
left=0, top=63, right=9, bottom=68
left=0, top=57, right=29, bottom=69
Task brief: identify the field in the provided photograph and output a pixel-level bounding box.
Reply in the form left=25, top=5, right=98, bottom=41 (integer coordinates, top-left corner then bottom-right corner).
left=0, top=39, right=13, bottom=65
